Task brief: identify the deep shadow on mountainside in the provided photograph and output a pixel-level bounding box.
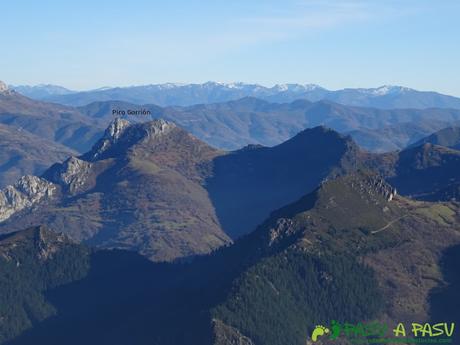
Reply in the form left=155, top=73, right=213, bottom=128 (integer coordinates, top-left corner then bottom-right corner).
left=205, top=125, right=361, bottom=238
left=368, top=142, right=460, bottom=201
left=2, top=117, right=460, bottom=262
left=428, top=244, right=460, bottom=345
left=0, top=119, right=362, bottom=261
left=2, top=171, right=460, bottom=345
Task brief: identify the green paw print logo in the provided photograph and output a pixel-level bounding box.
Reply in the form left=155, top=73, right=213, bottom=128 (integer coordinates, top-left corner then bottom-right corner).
left=311, top=325, right=330, bottom=342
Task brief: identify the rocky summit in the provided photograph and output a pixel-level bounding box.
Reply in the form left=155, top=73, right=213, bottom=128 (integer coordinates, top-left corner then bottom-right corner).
left=0, top=175, right=56, bottom=222
left=85, top=118, right=176, bottom=161
left=0, top=80, right=9, bottom=93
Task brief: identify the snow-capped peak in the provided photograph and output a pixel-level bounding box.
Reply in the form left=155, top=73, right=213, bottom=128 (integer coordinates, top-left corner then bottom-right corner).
left=156, top=83, right=187, bottom=89
left=360, top=85, right=413, bottom=96
left=272, top=83, right=322, bottom=92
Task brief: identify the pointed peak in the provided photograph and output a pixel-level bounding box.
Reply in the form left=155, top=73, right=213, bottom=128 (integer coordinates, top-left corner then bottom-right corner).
left=86, top=118, right=177, bottom=161
left=105, top=117, right=131, bottom=140
left=409, top=126, right=460, bottom=150
left=0, top=81, right=8, bottom=92
left=0, top=81, right=13, bottom=95
left=286, top=125, right=351, bottom=144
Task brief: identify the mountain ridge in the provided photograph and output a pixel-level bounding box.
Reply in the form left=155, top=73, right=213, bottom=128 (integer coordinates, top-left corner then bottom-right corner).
left=2, top=171, right=459, bottom=344
left=0, top=87, right=105, bottom=153
left=77, top=97, right=460, bottom=152
left=0, top=120, right=363, bottom=261
left=11, top=81, right=460, bottom=109
left=410, top=126, right=460, bottom=150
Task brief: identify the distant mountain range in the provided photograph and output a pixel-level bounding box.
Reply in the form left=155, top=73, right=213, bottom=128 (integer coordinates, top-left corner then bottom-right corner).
left=3, top=83, right=460, bottom=188
left=12, top=84, right=75, bottom=99
left=78, top=98, right=460, bottom=151
left=11, top=81, right=460, bottom=109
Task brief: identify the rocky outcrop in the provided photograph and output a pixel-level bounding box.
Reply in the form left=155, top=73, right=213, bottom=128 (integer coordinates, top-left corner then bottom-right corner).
left=45, top=156, right=92, bottom=194
left=212, top=319, right=255, bottom=345
left=369, top=176, right=397, bottom=201
left=0, top=176, right=56, bottom=222
left=0, top=80, right=14, bottom=95
left=34, top=226, right=69, bottom=260
left=349, top=173, right=398, bottom=202
left=0, top=226, right=70, bottom=262
left=0, top=81, right=8, bottom=92
left=143, top=118, right=176, bottom=139
left=268, top=218, right=295, bottom=246
left=90, top=118, right=131, bottom=159
left=88, top=118, right=176, bottom=160
left=106, top=117, right=130, bottom=140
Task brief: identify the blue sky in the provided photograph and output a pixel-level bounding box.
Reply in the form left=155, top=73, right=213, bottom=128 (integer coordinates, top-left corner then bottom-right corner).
left=1, top=0, right=459, bottom=95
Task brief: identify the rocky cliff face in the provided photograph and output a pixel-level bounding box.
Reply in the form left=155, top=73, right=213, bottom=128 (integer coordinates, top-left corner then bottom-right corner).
left=0, top=226, right=69, bottom=262
left=45, top=156, right=92, bottom=194
left=0, top=81, right=14, bottom=95
left=0, top=81, right=8, bottom=93
left=89, top=118, right=131, bottom=159
left=351, top=173, right=398, bottom=201
left=88, top=118, right=176, bottom=160
left=0, top=176, right=56, bottom=222
left=212, top=319, right=255, bottom=345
